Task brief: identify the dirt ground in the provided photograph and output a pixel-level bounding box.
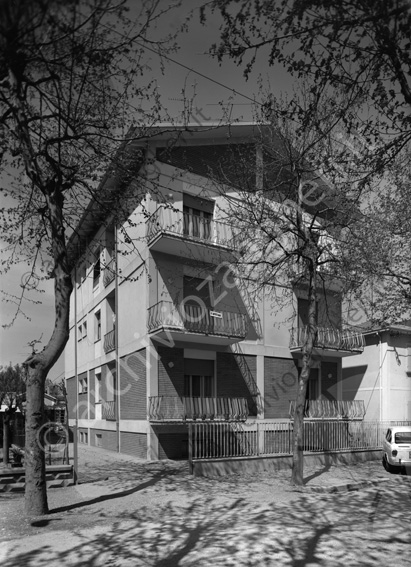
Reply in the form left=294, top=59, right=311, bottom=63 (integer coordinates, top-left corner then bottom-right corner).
left=1, top=446, right=411, bottom=566
left=1, top=444, right=407, bottom=540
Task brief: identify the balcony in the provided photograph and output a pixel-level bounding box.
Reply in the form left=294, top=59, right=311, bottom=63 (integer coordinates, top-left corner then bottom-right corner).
left=103, top=330, right=115, bottom=353
left=102, top=400, right=116, bottom=421
left=148, top=396, right=248, bottom=422
left=289, top=326, right=365, bottom=357
left=147, top=300, right=248, bottom=345
left=146, top=207, right=237, bottom=262
left=289, top=399, right=366, bottom=420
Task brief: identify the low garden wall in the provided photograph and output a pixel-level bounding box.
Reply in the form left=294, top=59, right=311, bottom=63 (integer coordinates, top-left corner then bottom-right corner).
left=192, top=449, right=382, bottom=477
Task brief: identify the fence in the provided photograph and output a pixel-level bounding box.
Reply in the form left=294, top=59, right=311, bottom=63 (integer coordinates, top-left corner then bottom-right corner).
left=189, top=420, right=411, bottom=461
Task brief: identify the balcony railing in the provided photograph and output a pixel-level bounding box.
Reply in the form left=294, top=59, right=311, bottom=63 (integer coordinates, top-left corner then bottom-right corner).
left=147, top=301, right=248, bottom=339
left=103, top=329, right=115, bottom=353
left=103, top=258, right=115, bottom=287
left=290, top=326, right=365, bottom=353
left=102, top=400, right=116, bottom=421
left=289, top=399, right=366, bottom=420
left=148, top=396, right=248, bottom=422
left=146, top=207, right=236, bottom=249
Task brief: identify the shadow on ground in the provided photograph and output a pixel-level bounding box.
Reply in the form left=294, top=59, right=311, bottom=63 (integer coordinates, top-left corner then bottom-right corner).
left=2, top=479, right=411, bottom=567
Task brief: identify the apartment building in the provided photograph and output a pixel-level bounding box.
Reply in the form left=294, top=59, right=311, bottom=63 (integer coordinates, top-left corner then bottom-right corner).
left=64, top=123, right=365, bottom=460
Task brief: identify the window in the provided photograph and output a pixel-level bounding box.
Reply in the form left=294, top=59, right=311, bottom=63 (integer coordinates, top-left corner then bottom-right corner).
left=305, top=368, right=319, bottom=400
left=94, top=310, right=101, bottom=342
left=182, top=195, right=214, bottom=241
left=298, top=298, right=318, bottom=328
left=93, top=252, right=101, bottom=288
left=78, top=320, right=87, bottom=341
left=184, top=375, right=214, bottom=397
left=77, top=264, right=86, bottom=288
left=184, top=358, right=214, bottom=398
left=106, top=368, right=116, bottom=402
left=95, top=373, right=101, bottom=402
left=79, top=376, right=88, bottom=394
left=95, top=433, right=102, bottom=447
left=394, top=431, right=411, bottom=444
left=183, top=206, right=212, bottom=240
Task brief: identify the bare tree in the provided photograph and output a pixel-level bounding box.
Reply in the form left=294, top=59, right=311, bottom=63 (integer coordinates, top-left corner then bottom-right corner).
left=204, top=96, right=364, bottom=485
left=202, top=0, right=411, bottom=173
left=0, top=0, right=180, bottom=516
left=344, top=150, right=411, bottom=327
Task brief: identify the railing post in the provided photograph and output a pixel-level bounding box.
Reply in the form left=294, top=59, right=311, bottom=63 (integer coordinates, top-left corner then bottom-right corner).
left=188, top=423, right=193, bottom=474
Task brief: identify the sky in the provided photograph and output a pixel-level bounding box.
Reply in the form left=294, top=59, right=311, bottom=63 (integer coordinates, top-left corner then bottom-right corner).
left=0, top=1, right=293, bottom=380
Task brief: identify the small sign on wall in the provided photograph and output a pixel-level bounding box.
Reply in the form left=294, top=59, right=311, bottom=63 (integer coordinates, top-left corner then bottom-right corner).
left=210, top=311, right=223, bottom=319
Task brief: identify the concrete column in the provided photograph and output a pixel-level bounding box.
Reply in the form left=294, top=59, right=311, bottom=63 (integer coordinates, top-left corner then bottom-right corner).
left=257, top=422, right=265, bottom=454
left=147, top=425, right=159, bottom=460
left=256, top=354, right=265, bottom=418
left=146, top=340, right=159, bottom=460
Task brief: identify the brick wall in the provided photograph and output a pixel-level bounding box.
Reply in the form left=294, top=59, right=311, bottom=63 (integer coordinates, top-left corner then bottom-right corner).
left=90, top=428, right=117, bottom=452
left=264, top=357, right=299, bottom=419
left=158, top=346, right=184, bottom=396
left=89, top=368, right=95, bottom=420
left=120, top=432, right=147, bottom=459
left=66, top=376, right=76, bottom=420
left=120, top=349, right=147, bottom=420
left=216, top=352, right=258, bottom=416
left=158, top=432, right=188, bottom=459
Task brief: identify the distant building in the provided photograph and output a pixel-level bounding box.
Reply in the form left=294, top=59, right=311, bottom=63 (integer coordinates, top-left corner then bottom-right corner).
left=342, top=323, right=411, bottom=421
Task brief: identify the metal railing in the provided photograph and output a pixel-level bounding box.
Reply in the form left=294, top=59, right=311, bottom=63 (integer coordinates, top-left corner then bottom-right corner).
left=103, top=330, right=115, bottom=353
left=289, top=399, right=366, bottom=420
left=190, top=420, right=411, bottom=460
left=147, top=300, right=248, bottom=339
left=103, top=258, right=115, bottom=287
left=146, top=207, right=236, bottom=248
left=148, top=396, right=248, bottom=422
left=290, top=326, right=365, bottom=353
left=102, top=400, right=116, bottom=421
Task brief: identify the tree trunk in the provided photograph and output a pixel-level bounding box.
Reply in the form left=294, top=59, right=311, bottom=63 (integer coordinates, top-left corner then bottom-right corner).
left=291, top=260, right=318, bottom=486
left=24, top=365, right=48, bottom=514
left=23, top=189, right=73, bottom=516
left=23, top=267, right=72, bottom=515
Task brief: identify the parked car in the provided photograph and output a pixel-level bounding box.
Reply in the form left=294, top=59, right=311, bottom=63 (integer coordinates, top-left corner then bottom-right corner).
left=382, top=426, right=411, bottom=472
